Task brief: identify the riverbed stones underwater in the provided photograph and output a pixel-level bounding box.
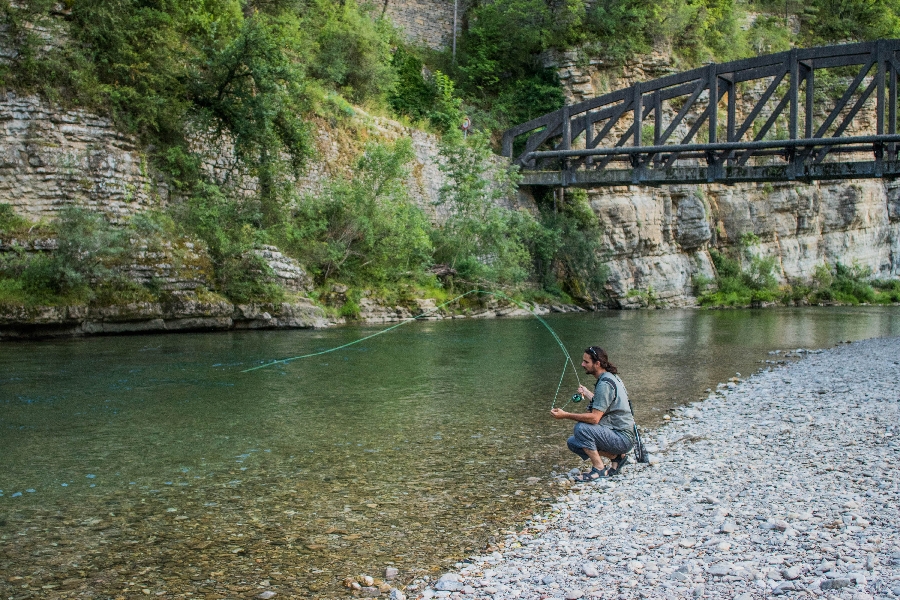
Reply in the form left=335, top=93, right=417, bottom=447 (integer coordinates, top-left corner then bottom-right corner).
left=417, top=336, right=900, bottom=600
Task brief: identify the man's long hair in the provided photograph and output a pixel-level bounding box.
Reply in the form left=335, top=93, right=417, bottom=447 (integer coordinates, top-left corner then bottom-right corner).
left=585, top=346, right=618, bottom=374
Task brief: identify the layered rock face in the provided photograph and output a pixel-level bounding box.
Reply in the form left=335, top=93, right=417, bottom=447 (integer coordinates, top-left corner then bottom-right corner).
left=586, top=179, right=900, bottom=307
left=0, top=92, right=168, bottom=223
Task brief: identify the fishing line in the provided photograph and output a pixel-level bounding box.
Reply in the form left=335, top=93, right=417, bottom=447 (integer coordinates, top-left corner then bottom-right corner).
left=241, top=289, right=583, bottom=407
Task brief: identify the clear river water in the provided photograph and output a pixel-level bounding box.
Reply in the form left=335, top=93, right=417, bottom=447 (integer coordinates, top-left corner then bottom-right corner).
left=1, top=306, right=899, bottom=599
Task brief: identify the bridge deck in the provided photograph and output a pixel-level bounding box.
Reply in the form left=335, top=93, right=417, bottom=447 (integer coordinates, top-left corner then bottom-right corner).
left=521, top=161, right=900, bottom=187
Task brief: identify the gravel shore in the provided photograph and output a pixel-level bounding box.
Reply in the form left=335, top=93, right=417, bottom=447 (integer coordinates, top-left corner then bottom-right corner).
left=415, top=336, right=900, bottom=600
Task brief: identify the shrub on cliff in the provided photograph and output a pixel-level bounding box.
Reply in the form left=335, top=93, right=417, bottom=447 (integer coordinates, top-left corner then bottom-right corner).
left=284, top=138, right=433, bottom=287
left=0, top=208, right=141, bottom=305
left=305, top=0, right=397, bottom=104
left=700, top=247, right=780, bottom=306
left=432, top=131, right=537, bottom=288
left=532, top=189, right=609, bottom=303
left=0, top=204, right=30, bottom=235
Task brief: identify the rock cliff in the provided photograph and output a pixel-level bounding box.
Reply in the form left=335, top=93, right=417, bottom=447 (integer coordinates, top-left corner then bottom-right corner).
left=580, top=180, right=900, bottom=307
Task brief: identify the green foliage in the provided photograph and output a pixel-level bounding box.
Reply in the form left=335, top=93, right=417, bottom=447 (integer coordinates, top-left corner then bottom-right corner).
left=810, top=262, right=875, bottom=304
left=174, top=182, right=282, bottom=303
left=428, top=71, right=466, bottom=132
left=699, top=244, right=780, bottom=306
left=625, top=285, right=659, bottom=307
left=746, top=14, right=793, bottom=55
left=583, top=0, right=655, bottom=61
left=389, top=46, right=438, bottom=122
left=0, top=207, right=134, bottom=305
left=0, top=0, right=403, bottom=208
left=190, top=13, right=314, bottom=212
left=306, top=0, right=397, bottom=103
left=532, top=189, right=608, bottom=301
left=873, top=278, right=900, bottom=303
left=457, top=0, right=581, bottom=91
left=699, top=251, right=900, bottom=307
left=492, top=69, right=566, bottom=128
left=798, top=0, right=900, bottom=44
left=452, top=0, right=572, bottom=129
left=285, top=138, right=433, bottom=286
left=432, top=132, right=536, bottom=288
left=389, top=47, right=468, bottom=132
left=0, top=204, right=30, bottom=234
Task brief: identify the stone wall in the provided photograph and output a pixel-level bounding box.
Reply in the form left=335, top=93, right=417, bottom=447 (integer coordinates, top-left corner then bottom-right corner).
left=382, top=0, right=457, bottom=50
left=0, top=92, right=168, bottom=224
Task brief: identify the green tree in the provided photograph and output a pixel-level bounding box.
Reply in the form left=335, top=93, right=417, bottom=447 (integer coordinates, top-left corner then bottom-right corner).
left=800, top=0, right=900, bottom=43
left=190, top=13, right=313, bottom=221
left=432, top=132, right=536, bottom=287
left=287, top=138, right=433, bottom=285
left=306, top=0, right=397, bottom=103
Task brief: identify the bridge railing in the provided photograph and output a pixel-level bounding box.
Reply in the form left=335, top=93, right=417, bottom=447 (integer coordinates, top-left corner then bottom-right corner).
left=501, top=40, right=900, bottom=185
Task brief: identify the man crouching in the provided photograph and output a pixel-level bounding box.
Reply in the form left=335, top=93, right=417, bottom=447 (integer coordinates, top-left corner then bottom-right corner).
left=550, top=346, right=635, bottom=481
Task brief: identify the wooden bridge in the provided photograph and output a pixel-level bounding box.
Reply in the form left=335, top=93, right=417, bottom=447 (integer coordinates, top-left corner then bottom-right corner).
left=501, top=40, right=900, bottom=187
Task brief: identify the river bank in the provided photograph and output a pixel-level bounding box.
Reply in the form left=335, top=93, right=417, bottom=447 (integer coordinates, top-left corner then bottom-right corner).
left=416, top=336, right=900, bottom=600
left=0, top=293, right=589, bottom=340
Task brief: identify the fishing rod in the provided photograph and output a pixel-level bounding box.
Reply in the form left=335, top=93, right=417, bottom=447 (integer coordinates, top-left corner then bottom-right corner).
left=241, top=289, right=584, bottom=409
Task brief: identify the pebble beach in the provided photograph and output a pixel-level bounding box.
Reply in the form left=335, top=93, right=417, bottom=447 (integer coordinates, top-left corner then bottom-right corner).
left=414, top=336, right=900, bottom=600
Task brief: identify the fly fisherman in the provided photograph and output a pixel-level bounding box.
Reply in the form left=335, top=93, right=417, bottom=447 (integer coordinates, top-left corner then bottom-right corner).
left=550, top=346, right=635, bottom=481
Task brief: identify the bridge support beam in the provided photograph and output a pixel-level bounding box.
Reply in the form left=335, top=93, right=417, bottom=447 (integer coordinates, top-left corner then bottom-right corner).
left=520, top=161, right=900, bottom=188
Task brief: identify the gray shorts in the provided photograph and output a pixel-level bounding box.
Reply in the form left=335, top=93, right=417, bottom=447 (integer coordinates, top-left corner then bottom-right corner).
left=567, top=421, right=633, bottom=459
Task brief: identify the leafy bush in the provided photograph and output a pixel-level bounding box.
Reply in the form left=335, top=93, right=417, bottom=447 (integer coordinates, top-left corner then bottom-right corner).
left=285, top=138, right=433, bottom=286
left=306, top=0, right=397, bottom=103
left=0, top=207, right=134, bottom=305
left=873, top=278, right=900, bottom=303
left=389, top=46, right=438, bottom=122
left=584, top=0, right=655, bottom=61
left=451, top=0, right=575, bottom=129
left=700, top=254, right=900, bottom=307
left=798, top=0, right=900, bottom=44
left=173, top=182, right=283, bottom=303
left=0, top=203, right=30, bottom=234
left=747, top=14, right=793, bottom=55
left=810, top=262, right=876, bottom=304
left=700, top=245, right=780, bottom=306
left=532, top=189, right=608, bottom=301
left=432, top=132, right=536, bottom=288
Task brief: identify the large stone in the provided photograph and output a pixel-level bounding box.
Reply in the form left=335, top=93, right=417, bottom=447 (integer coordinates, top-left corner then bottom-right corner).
left=674, top=193, right=712, bottom=249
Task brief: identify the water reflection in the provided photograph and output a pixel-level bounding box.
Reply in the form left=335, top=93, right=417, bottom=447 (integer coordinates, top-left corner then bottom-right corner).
left=1, top=306, right=898, bottom=598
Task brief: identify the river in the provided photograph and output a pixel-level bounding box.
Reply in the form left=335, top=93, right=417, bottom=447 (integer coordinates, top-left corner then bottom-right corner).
left=1, top=306, right=899, bottom=598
